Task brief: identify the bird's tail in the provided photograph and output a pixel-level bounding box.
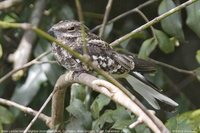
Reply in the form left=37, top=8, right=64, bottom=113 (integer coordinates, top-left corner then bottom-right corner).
left=125, top=72, right=178, bottom=111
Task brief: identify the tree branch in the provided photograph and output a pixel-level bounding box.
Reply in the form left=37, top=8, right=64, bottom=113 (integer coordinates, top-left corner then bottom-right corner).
left=99, top=0, right=113, bottom=38
left=110, top=0, right=199, bottom=47
left=135, top=9, right=156, bottom=38
left=0, top=51, right=51, bottom=83
left=91, top=0, right=157, bottom=32
left=8, top=0, right=47, bottom=80
left=0, top=98, right=51, bottom=127
left=51, top=72, right=169, bottom=133
left=150, top=58, right=196, bottom=76
left=23, top=87, right=56, bottom=133
left=50, top=72, right=74, bottom=128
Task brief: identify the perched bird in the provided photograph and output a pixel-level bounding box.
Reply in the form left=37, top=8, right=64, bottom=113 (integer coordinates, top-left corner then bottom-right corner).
left=48, top=20, right=178, bottom=111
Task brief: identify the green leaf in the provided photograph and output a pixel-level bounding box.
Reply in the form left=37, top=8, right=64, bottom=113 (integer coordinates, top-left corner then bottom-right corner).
left=155, top=29, right=175, bottom=54
left=91, top=94, right=111, bottom=119
left=71, top=83, right=86, bottom=102
left=3, top=13, right=18, bottom=23
left=112, top=120, right=133, bottom=130
left=92, top=106, right=132, bottom=130
left=92, top=110, right=114, bottom=130
left=170, top=37, right=180, bottom=47
left=158, top=0, right=184, bottom=40
left=11, top=65, right=47, bottom=116
left=166, top=109, right=200, bottom=132
left=138, top=38, right=157, bottom=59
left=0, top=120, right=2, bottom=132
left=194, top=67, right=200, bottom=81
left=196, top=50, right=200, bottom=64
left=65, top=117, right=86, bottom=131
left=0, top=44, right=2, bottom=59
left=111, top=106, right=132, bottom=121
left=66, top=99, right=92, bottom=129
left=0, top=106, right=15, bottom=124
left=186, top=0, right=200, bottom=38
left=120, top=38, right=131, bottom=49
left=135, top=124, right=151, bottom=133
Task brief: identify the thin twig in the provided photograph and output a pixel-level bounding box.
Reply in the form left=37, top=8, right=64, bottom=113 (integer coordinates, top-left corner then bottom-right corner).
left=129, top=116, right=143, bottom=128
left=0, top=98, right=51, bottom=127
left=91, top=0, right=157, bottom=32
left=150, top=58, right=196, bottom=76
left=75, top=0, right=84, bottom=23
left=0, top=51, right=51, bottom=83
left=135, top=9, right=156, bottom=38
left=0, top=21, right=31, bottom=29
left=0, top=0, right=22, bottom=10
left=110, top=0, right=199, bottom=47
left=23, top=89, right=56, bottom=133
left=99, top=0, right=113, bottom=38
left=75, top=0, right=88, bottom=56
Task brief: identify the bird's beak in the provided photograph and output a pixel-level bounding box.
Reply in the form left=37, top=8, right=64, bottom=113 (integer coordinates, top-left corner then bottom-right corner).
left=48, top=28, right=54, bottom=37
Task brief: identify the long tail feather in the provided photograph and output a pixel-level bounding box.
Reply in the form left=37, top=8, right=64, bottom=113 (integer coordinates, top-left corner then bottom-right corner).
left=125, top=73, right=178, bottom=110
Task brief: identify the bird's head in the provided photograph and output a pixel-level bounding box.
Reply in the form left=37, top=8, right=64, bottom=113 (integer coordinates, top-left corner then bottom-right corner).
left=48, top=20, right=89, bottom=40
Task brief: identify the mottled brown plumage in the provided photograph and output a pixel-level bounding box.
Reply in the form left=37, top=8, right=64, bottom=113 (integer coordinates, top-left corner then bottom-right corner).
left=49, top=20, right=137, bottom=74
left=48, top=20, right=178, bottom=111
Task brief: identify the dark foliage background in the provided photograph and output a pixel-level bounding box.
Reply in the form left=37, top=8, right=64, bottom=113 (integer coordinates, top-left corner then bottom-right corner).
left=0, top=0, right=200, bottom=132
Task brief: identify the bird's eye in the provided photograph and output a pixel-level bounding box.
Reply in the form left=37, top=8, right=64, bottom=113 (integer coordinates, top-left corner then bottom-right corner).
left=67, top=26, right=75, bottom=31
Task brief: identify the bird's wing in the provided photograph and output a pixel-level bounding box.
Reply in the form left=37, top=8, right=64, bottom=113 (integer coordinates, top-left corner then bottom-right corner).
left=131, top=56, right=156, bottom=73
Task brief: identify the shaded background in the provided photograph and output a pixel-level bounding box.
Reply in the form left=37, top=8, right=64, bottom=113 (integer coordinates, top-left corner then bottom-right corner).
left=0, top=0, right=200, bottom=132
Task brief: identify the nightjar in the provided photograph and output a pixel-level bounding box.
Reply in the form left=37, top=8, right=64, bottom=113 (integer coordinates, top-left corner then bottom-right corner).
left=48, top=20, right=178, bottom=111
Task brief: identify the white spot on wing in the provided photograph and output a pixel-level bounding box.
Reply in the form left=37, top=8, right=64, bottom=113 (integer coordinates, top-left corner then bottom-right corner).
left=92, top=55, right=98, bottom=60
left=76, top=59, right=80, bottom=63
left=108, top=58, right=114, bottom=66
left=133, top=72, right=145, bottom=80
left=102, top=62, right=107, bottom=68
left=99, top=56, right=105, bottom=60
left=117, top=65, right=121, bottom=69
left=88, top=39, right=107, bottom=46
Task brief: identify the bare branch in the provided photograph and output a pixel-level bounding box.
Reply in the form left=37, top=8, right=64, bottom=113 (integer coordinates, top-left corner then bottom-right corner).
left=0, top=0, right=22, bottom=10
left=0, top=51, right=51, bottom=83
left=51, top=72, right=169, bottom=133
left=129, top=116, right=143, bottom=129
left=91, top=0, right=157, bottom=32
left=23, top=88, right=56, bottom=133
left=0, top=98, right=51, bottom=127
left=75, top=0, right=84, bottom=23
left=50, top=72, right=74, bottom=128
left=110, top=0, right=199, bottom=47
left=135, top=9, right=156, bottom=38
left=8, top=0, right=47, bottom=80
left=99, top=0, right=113, bottom=38
left=150, top=58, right=196, bottom=76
